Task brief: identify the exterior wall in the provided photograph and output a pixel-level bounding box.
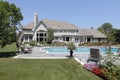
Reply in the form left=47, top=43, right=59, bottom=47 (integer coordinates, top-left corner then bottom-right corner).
left=54, top=36, right=86, bottom=43
left=32, top=23, right=47, bottom=41
left=23, top=34, right=33, bottom=42
left=54, top=36, right=63, bottom=42
left=22, top=28, right=106, bottom=43
left=53, top=29, right=79, bottom=43
left=92, top=38, right=106, bottom=42
left=92, top=38, right=98, bottom=42
left=22, top=23, right=106, bottom=43
left=54, top=30, right=78, bottom=37
left=22, top=29, right=33, bottom=42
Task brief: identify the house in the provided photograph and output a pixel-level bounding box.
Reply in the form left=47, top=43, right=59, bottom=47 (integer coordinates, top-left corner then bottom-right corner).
left=19, top=13, right=106, bottom=44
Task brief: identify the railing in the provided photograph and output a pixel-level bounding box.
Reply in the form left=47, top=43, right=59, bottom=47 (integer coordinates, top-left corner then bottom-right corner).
left=23, top=31, right=33, bottom=34
left=54, top=32, right=77, bottom=36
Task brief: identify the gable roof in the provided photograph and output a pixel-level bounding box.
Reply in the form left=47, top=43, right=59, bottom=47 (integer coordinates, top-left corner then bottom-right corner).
left=23, top=22, right=34, bottom=29
left=42, top=19, right=78, bottom=30
left=23, top=19, right=79, bottom=30
left=23, top=19, right=106, bottom=38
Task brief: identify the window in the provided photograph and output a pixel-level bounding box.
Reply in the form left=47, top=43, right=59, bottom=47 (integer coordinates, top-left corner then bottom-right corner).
left=40, top=33, right=43, bottom=36
left=29, top=35, right=33, bottom=41
left=25, top=36, right=28, bottom=41
left=87, top=38, right=91, bottom=42
left=66, top=37, right=69, bottom=41
left=98, top=38, right=101, bottom=42
left=55, top=37, right=58, bottom=40
left=36, top=31, right=46, bottom=42
left=63, top=37, right=65, bottom=41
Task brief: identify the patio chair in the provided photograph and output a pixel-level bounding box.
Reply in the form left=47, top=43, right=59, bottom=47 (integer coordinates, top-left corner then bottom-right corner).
left=87, top=48, right=101, bottom=64
left=21, top=46, right=32, bottom=53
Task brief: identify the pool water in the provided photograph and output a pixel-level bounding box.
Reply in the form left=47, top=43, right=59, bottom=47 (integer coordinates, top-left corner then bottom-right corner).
left=44, top=46, right=119, bottom=54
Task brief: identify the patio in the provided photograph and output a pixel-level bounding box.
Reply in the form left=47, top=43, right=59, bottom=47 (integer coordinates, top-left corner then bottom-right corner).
left=14, top=47, right=90, bottom=64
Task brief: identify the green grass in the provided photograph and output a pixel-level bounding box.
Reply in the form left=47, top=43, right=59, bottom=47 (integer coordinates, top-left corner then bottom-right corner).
left=0, top=43, right=18, bottom=52
left=0, top=58, right=102, bottom=80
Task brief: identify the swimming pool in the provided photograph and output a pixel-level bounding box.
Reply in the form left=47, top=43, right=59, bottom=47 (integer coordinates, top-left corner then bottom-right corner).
left=44, top=46, right=119, bottom=54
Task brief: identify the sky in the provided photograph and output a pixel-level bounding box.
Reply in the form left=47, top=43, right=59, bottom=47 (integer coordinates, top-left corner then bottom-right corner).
left=7, top=0, right=120, bottom=29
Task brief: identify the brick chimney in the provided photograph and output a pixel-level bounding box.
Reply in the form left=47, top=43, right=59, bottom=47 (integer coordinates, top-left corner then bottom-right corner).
left=34, top=12, right=38, bottom=27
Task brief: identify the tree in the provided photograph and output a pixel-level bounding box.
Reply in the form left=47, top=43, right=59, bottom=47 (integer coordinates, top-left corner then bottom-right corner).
left=0, top=1, right=23, bottom=47
left=8, top=27, right=17, bottom=43
left=113, top=29, right=120, bottom=43
left=67, top=42, right=76, bottom=57
left=47, top=28, right=54, bottom=44
left=98, top=23, right=115, bottom=42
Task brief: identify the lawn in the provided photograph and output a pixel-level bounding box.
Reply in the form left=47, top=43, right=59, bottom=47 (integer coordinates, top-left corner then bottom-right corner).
left=0, top=43, right=18, bottom=58
left=0, top=58, right=102, bottom=80
left=0, top=43, right=18, bottom=52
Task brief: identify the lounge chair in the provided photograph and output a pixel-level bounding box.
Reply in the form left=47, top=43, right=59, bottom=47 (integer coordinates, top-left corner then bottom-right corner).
left=21, top=46, right=32, bottom=53
left=87, top=48, right=101, bottom=64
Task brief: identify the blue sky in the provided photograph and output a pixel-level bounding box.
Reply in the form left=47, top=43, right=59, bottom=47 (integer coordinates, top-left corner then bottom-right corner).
left=8, top=0, right=120, bottom=29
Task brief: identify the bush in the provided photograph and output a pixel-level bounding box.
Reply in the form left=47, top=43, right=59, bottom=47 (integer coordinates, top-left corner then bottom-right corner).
left=29, top=41, right=37, bottom=46
left=53, top=42, right=67, bottom=46
left=99, top=54, right=120, bottom=80
left=67, top=42, right=76, bottom=50
left=79, top=42, right=107, bottom=46
left=0, top=40, right=2, bottom=45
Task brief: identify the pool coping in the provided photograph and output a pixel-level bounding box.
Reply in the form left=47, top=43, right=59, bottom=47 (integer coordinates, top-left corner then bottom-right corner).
left=13, top=55, right=85, bottom=65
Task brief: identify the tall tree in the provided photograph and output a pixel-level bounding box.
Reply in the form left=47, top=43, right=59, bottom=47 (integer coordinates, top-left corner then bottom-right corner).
left=47, top=28, right=54, bottom=44
left=98, top=23, right=115, bottom=42
left=0, top=0, right=23, bottom=47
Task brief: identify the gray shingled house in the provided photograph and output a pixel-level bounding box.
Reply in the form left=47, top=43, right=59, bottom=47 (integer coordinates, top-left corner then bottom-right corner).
left=19, top=13, right=106, bottom=43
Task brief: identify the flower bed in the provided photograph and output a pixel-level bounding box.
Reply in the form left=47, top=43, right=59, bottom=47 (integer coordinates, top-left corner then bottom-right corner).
left=83, top=54, right=120, bottom=80
left=83, top=63, right=98, bottom=71
left=83, top=63, right=107, bottom=79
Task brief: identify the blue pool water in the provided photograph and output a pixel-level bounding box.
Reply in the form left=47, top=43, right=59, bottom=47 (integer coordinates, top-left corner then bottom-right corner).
left=44, top=46, right=119, bottom=54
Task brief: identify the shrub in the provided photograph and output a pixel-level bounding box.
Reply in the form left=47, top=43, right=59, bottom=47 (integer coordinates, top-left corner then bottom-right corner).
left=29, top=41, right=37, bottom=46
left=99, top=54, right=120, bottom=80
left=67, top=42, right=76, bottom=51
left=79, top=42, right=108, bottom=46
left=53, top=42, right=67, bottom=46
left=67, top=42, right=76, bottom=57
left=0, top=40, right=2, bottom=45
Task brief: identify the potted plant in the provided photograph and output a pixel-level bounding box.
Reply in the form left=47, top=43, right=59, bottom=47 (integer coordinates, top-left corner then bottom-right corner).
left=67, top=42, right=76, bottom=57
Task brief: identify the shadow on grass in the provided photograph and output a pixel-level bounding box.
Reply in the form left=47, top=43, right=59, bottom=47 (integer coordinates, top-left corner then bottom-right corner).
left=0, top=52, right=18, bottom=58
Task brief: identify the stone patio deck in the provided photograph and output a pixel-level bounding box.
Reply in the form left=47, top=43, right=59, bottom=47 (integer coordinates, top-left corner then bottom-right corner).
left=14, top=47, right=120, bottom=65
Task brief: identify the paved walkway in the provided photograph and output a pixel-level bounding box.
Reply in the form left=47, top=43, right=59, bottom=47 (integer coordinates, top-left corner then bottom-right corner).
left=14, top=47, right=95, bottom=64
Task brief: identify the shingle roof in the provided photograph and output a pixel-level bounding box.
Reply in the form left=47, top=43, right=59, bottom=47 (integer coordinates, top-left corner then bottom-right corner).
left=23, top=19, right=106, bottom=38
left=78, top=29, right=106, bottom=38
left=42, top=19, right=78, bottom=30
left=23, top=22, right=34, bottom=29
left=78, top=29, right=93, bottom=36
left=88, top=29, right=106, bottom=38
left=23, top=19, right=78, bottom=30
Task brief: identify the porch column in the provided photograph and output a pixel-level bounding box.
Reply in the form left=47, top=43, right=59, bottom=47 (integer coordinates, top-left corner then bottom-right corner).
left=84, top=36, right=87, bottom=43
left=91, top=37, right=93, bottom=42
left=43, top=32, right=45, bottom=42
